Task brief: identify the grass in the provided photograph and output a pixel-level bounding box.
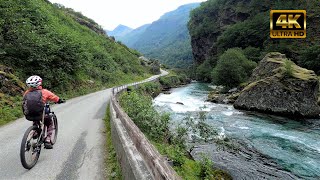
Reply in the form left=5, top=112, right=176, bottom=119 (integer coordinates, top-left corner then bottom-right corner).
left=0, top=95, right=23, bottom=126
left=153, top=142, right=232, bottom=180
left=0, top=73, right=151, bottom=127
left=267, top=58, right=317, bottom=81
left=104, top=103, right=122, bottom=180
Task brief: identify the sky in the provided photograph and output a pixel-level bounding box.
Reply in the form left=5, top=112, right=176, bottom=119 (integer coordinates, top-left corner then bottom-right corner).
left=48, top=0, right=207, bottom=31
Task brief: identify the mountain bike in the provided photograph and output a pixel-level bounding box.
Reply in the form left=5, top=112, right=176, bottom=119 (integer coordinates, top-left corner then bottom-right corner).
left=20, top=102, right=62, bottom=169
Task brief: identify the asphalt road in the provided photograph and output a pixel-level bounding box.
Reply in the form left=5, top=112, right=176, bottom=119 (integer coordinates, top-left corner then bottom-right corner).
left=0, top=70, right=168, bottom=180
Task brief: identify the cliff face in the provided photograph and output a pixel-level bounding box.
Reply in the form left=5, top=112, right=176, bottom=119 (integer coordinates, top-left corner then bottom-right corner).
left=234, top=53, right=320, bottom=118
left=188, top=0, right=320, bottom=74
left=188, top=0, right=268, bottom=64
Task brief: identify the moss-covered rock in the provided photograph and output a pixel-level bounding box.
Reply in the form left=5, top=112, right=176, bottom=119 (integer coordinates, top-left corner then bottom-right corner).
left=234, top=53, right=320, bottom=118
left=0, top=65, right=26, bottom=96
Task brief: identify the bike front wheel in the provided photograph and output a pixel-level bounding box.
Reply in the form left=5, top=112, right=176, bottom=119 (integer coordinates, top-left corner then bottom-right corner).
left=20, top=126, right=41, bottom=169
left=51, top=114, right=58, bottom=145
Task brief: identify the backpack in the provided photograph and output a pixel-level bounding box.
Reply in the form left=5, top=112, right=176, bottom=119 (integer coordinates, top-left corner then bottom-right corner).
left=23, top=90, right=44, bottom=121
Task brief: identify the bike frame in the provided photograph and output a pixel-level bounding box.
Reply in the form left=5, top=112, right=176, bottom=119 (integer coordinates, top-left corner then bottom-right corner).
left=36, top=103, right=51, bottom=145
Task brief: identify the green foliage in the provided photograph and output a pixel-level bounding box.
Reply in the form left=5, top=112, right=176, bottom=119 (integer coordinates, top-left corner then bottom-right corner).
left=180, top=112, right=218, bottom=143
left=189, top=0, right=320, bottom=83
left=243, top=46, right=262, bottom=62
left=0, top=0, right=152, bottom=124
left=284, top=60, right=294, bottom=77
left=104, top=103, right=122, bottom=180
left=0, top=95, right=23, bottom=126
left=137, top=81, right=162, bottom=97
left=154, top=142, right=231, bottom=180
left=0, top=0, right=149, bottom=93
left=121, top=3, right=201, bottom=68
left=120, top=86, right=231, bottom=179
left=199, top=155, right=214, bottom=179
left=196, top=59, right=215, bottom=82
left=119, top=91, right=170, bottom=142
left=217, top=12, right=269, bottom=53
left=298, top=46, right=320, bottom=74
left=212, top=48, right=257, bottom=88
left=159, top=72, right=189, bottom=88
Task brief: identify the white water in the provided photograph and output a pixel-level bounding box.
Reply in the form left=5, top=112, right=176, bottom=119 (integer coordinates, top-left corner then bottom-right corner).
left=153, top=82, right=320, bottom=179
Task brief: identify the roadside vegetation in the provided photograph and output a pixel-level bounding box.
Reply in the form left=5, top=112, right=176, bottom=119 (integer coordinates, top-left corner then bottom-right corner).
left=119, top=85, right=232, bottom=179
left=104, top=103, right=122, bottom=180
left=0, top=0, right=155, bottom=125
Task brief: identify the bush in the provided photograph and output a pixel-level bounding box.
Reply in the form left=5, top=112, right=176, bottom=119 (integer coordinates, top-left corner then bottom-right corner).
left=119, top=91, right=170, bottom=142
left=212, top=48, right=257, bottom=88
left=138, top=82, right=162, bottom=97
left=196, top=58, right=215, bottom=82
left=243, top=46, right=262, bottom=62
left=159, top=73, right=188, bottom=88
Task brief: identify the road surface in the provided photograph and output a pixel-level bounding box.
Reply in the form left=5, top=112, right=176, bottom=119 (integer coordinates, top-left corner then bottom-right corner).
left=0, top=70, right=168, bottom=180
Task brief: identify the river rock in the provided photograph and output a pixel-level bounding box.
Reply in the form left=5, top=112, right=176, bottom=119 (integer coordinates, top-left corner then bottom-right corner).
left=234, top=52, right=320, bottom=118
left=176, top=102, right=184, bottom=105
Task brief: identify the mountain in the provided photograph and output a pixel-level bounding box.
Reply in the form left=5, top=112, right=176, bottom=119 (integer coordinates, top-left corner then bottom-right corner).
left=0, top=0, right=154, bottom=123
left=188, top=0, right=320, bottom=82
left=117, top=24, right=151, bottom=48
left=107, top=24, right=133, bottom=39
left=119, top=3, right=201, bottom=68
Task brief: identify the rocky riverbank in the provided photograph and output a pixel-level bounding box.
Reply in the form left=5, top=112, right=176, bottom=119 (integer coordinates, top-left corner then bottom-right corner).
left=208, top=52, right=320, bottom=118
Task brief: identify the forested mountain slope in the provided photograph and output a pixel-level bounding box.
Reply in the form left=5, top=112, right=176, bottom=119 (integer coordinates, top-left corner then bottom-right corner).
left=188, top=0, right=320, bottom=82
left=120, top=3, right=201, bottom=68
left=0, top=0, right=149, bottom=92
left=0, top=0, right=151, bottom=124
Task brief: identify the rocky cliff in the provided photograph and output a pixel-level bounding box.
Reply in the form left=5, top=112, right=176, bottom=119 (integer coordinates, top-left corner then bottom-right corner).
left=188, top=0, right=320, bottom=80
left=234, top=52, right=320, bottom=118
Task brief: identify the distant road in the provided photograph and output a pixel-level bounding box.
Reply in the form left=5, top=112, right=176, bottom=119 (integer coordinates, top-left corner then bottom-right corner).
left=0, top=70, right=168, bottom=180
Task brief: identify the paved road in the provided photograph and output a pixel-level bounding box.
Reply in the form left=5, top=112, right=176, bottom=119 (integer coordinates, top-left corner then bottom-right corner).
left=0, top=70, right=168, bottom=180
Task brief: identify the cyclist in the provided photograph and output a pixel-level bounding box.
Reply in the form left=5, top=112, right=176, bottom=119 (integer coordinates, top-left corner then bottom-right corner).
left=23, top=75, right=64, bottom=149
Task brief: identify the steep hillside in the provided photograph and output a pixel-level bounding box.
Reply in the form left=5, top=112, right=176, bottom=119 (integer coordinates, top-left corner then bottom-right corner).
left=0, top=0, right=150, bottom=92
left=54, top=3, right=106, bottom=36
left=107, top=24, right=133, bottom=39
left=188, top=0, right=320, bottom=82
left=0, top=0, right=152, bottom=124
left=121, top=3, right=201, bottom=68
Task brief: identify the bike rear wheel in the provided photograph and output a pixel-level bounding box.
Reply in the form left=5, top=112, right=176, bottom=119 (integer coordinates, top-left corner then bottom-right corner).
left=51, top=114, right=58, bottom=145
left=20, top=126, right=42, bottom=169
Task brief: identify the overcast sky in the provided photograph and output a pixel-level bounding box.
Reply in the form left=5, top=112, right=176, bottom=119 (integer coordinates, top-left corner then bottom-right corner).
left=48, top=0, right=207, bottom=30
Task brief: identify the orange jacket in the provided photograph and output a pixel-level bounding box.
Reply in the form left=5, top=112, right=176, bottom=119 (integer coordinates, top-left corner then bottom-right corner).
left=23, top=86, right=59, bottom=103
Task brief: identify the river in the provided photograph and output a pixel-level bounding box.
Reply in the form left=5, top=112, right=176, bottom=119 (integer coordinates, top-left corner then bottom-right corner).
left=153, top=82, right=320, bottom=180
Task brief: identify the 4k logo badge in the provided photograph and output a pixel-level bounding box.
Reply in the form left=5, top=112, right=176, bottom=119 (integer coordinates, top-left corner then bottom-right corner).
left=270, top=10, right=306, bottom=38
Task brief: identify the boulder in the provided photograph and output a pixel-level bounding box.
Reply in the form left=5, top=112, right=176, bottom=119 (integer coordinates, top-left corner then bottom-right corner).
left=207, top=91, right=240, bottom=104
left=234, top=52, right=320, bottom=118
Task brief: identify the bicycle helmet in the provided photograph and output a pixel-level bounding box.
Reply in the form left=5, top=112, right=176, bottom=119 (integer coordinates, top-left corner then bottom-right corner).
left=26, top=75, right=42, bottom=88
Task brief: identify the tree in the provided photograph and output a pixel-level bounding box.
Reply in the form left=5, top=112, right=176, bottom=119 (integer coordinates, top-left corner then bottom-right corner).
left=212, top=48, right=257, bottom=88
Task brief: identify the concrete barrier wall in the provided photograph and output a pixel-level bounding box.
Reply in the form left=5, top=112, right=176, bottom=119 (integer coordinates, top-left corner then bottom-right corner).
left=110, top=71, right=182, bottom=180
